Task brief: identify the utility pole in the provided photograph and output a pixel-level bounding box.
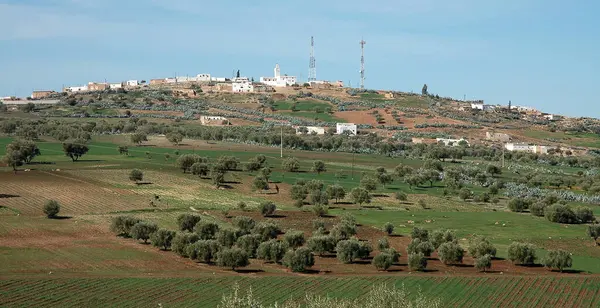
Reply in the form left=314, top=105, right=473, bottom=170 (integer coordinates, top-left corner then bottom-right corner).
left=502, top=143, right=505, bottom=168
left=360, top=39, right=366, bottom=89
left=309, top=36, right=316, bottom=82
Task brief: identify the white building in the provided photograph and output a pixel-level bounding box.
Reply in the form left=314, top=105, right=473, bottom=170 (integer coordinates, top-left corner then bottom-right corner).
left=543, top=114, right=563, bottom=121
left=109, top=82, right=124, bottom=89
left=511, top=105, right=537, bottom=112
left=126, top=80, right=139, bottom=87
left=200, top=116, right=228, bottom=125
left=65, top=85, right=88, bottom=93
left=176, top=76, right=191, bottom=83
left=295, top=126, right=325, bottom=135
left=196, top=74, right=211, bottom=82
left=336, top=123, right=357, bottom=135
left=471, top=103, right=495, bottom=111
left=505, top=143, right=532, bottom=152
left=232, top=77, right=250, bottom=83
left=211, top=77, right=226, bottom=82
left=232, top=82, right=254, bottom=93
left=165, top=78, right=177, bottom=84
left=260, top=64, right=297, bottom=87
left=436, top=138, right=469, bottom=147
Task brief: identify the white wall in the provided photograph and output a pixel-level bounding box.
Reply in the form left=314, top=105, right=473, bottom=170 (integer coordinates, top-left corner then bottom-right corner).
left=232, top=82, right=254, bottom=93
left=336, top=123, right=357, bottom=135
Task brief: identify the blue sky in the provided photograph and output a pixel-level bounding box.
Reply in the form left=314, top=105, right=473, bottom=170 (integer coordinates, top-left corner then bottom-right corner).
left=1, top=0, right=599, bottom=117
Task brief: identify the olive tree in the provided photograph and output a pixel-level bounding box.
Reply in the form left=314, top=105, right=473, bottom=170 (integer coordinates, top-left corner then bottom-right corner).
left=283, top=247, right=315, bottom=272
left=194, top=221, right=220, bottom=240
left=326, top=185, right=346, bottom=203
left=475, top=254, right=492, bottom=272
left=350, top=187, right=371, bottom=206
left=311, top=160, right=326, bottom=174
left=383, top=222, right=394, bottom=235
left=233, top=216, right=256, bottom=234
left=43, top=200, right=61, bottom=218
left=216, top=247, right=249, bottom=270
left=468, top=237, right=497, bottom=258
left=257, top=240, right=289, bottom=263
left=507, top=242, right=537, bottom=265
left=171, top=232, right=200, bottom=257
left=545, top=204, right=577, bottom=224
left=62, top=140, right=89, bottom=162
left=166, top=132, right=184, bottom=145
left=336, top=239, right=371, bottom=264
left=187, top=239, right=220, bottom=263
left=407, top=238, right=434, bottom=257
left=283, top=230, right=305, bottom=248
left=437, top=242, right=465, bottom=265
left=176, top=214, right=202, bottom=232
left=191, top=162, right=209, bottom=178
left=372, top=252, right=394, bottom=271
left=330, top=221, right=357, bottom=241
left=408, top=253, right=427, bottom=271
left=282, top=157, right=300, bottom=172
left=543, top=249, right=572, bottom=272
left=216, top=228, right=239, bottom=248
left=259, top=201, right=276, bottom=217
left=110, top=216, right=141, bottom=237
left=129, top=169, right=143, bottom=182
left=588, top=225, right=600, bottom=246
left=130, top=221, right=158, bottom=244
left=429, top=229, right=455, bottom=249
left=252, top=221, right=280, bottom=241
left=236, top=234, right=262, bottom=258
left=307, top=235, right=336, bottom=256
left=151, top=229, right=176, bottom=250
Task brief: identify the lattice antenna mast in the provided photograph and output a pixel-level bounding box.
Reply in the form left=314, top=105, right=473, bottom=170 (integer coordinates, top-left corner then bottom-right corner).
left=308, top=36, right=316, bottom=82
left=360, top=39, right=366, bottom=89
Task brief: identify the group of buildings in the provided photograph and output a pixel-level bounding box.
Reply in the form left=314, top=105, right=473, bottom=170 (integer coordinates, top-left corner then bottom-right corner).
left=294, top=123, right=357, bottom=136
left=64, top=80, right=141, bottom=94
left=466, top=102, right=563, bottom=122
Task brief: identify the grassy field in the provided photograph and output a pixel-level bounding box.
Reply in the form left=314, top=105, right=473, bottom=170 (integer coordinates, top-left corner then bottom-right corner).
left=1, top=276, right=599, bottom=307
left=273, top=99, right=345, bottom=122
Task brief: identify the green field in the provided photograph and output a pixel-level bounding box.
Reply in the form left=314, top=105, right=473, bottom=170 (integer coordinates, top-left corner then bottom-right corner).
left=1, top=277, right=599, bottom=307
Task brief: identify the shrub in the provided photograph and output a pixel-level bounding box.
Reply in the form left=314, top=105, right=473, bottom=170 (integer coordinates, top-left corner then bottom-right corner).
left=459, top=188, right=472, bottom=201
left=468, top=237, right=497, bottom=258
left=574, top=206, right=595, bottom=223
left=129, top=169, right=143, bottom=182
left=193, top=221, right=220, bottom=240
left=187, top=240, right=220, bottom=263
left=411, top=227, right=429, bottom=241
left=216, top=247, right=249, bottom=270
left=309, top=190, right=329, bottom=206
left=508, top=198, right=528, bottom=213
left=312, top=219, right=325, bottom=232
left=326, top=185, right=346, bottom=203
left=307, top=235, right=336, bottom=256
left=437, top=242, right=465, bottom=265
left=252, top=176, right=269, bottom=191
left=237, top=201, right=247, bottom=211
left=312, top=204, right=329, bottom=217
left=257, top=239, right=289, bottom=263
left=429, top=229, right=456, bottom=249
left=259, top=201, right=276, bottom=217
left=150, top=229, right=176, bottom=250
left=384, top=248, right=401, bottom=263
left=216, top=228, right=239, bottom=248
left=233, top=216, right=256, bottom=234
left=543, top=249, right=572, bottom=272
left=236, top=234, right=262, bottom=258
left=43, top=200, right=61, bottom=218
left=171, top=232, right=200, bottom=257
left=530, top=202, right=548, bottom=217
left=383, top=222, right=394, bottom=235
left=110, top=216, right=141, bottom=237
left=252, top=221, right=281, bottom=241
left=360, top=176, right=378, bottom=192
left=378, top=237, right=390, bottom=251
left=408, top=253, right=427, bottom=271
left=545, top=204, right=577, bottom=224
left=177, top=214, right=202, bottom=232
left=475, top=254, right=492, bottom=272
left=130, top=221, right=158, bottom=244
left=283, top=247, right=315, bottom=272
left=340, top=213, right=356, bottom=226
left=395, top=191, right=408, bottom=201
left=507, top=242, right=537, bottom=265
left=372, top=253, right=393, bottom=271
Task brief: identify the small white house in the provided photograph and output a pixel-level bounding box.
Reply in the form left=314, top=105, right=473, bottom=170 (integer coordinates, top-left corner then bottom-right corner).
left=65, top=85, right=88, bottom=92
left=543, top=114, right=563, bottom=121
left=196, top=74, right=211, bottom=82
left=505, top=143, right=532, bottom=152
left=471, top=103, right=495, bottom=111
left=336, top=123, right=357, bottom=135
left=109, top=82, right=124, bottom=89
left=211, top=77, right=226, bottom=82
left=436, top=138, right=469, bottom=147
left=165, top=78, right=177, bottom=83
left=176, top=76, right=191, bottom=83
left=232, top=82, right=254, bottom=93
left=200, top=115, right=228, bottom=125
left=126, top=80, right=139, bottom=87
left=295, top=126, right=325, bottom=135
left=260, top=64, right=297, bottom=87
